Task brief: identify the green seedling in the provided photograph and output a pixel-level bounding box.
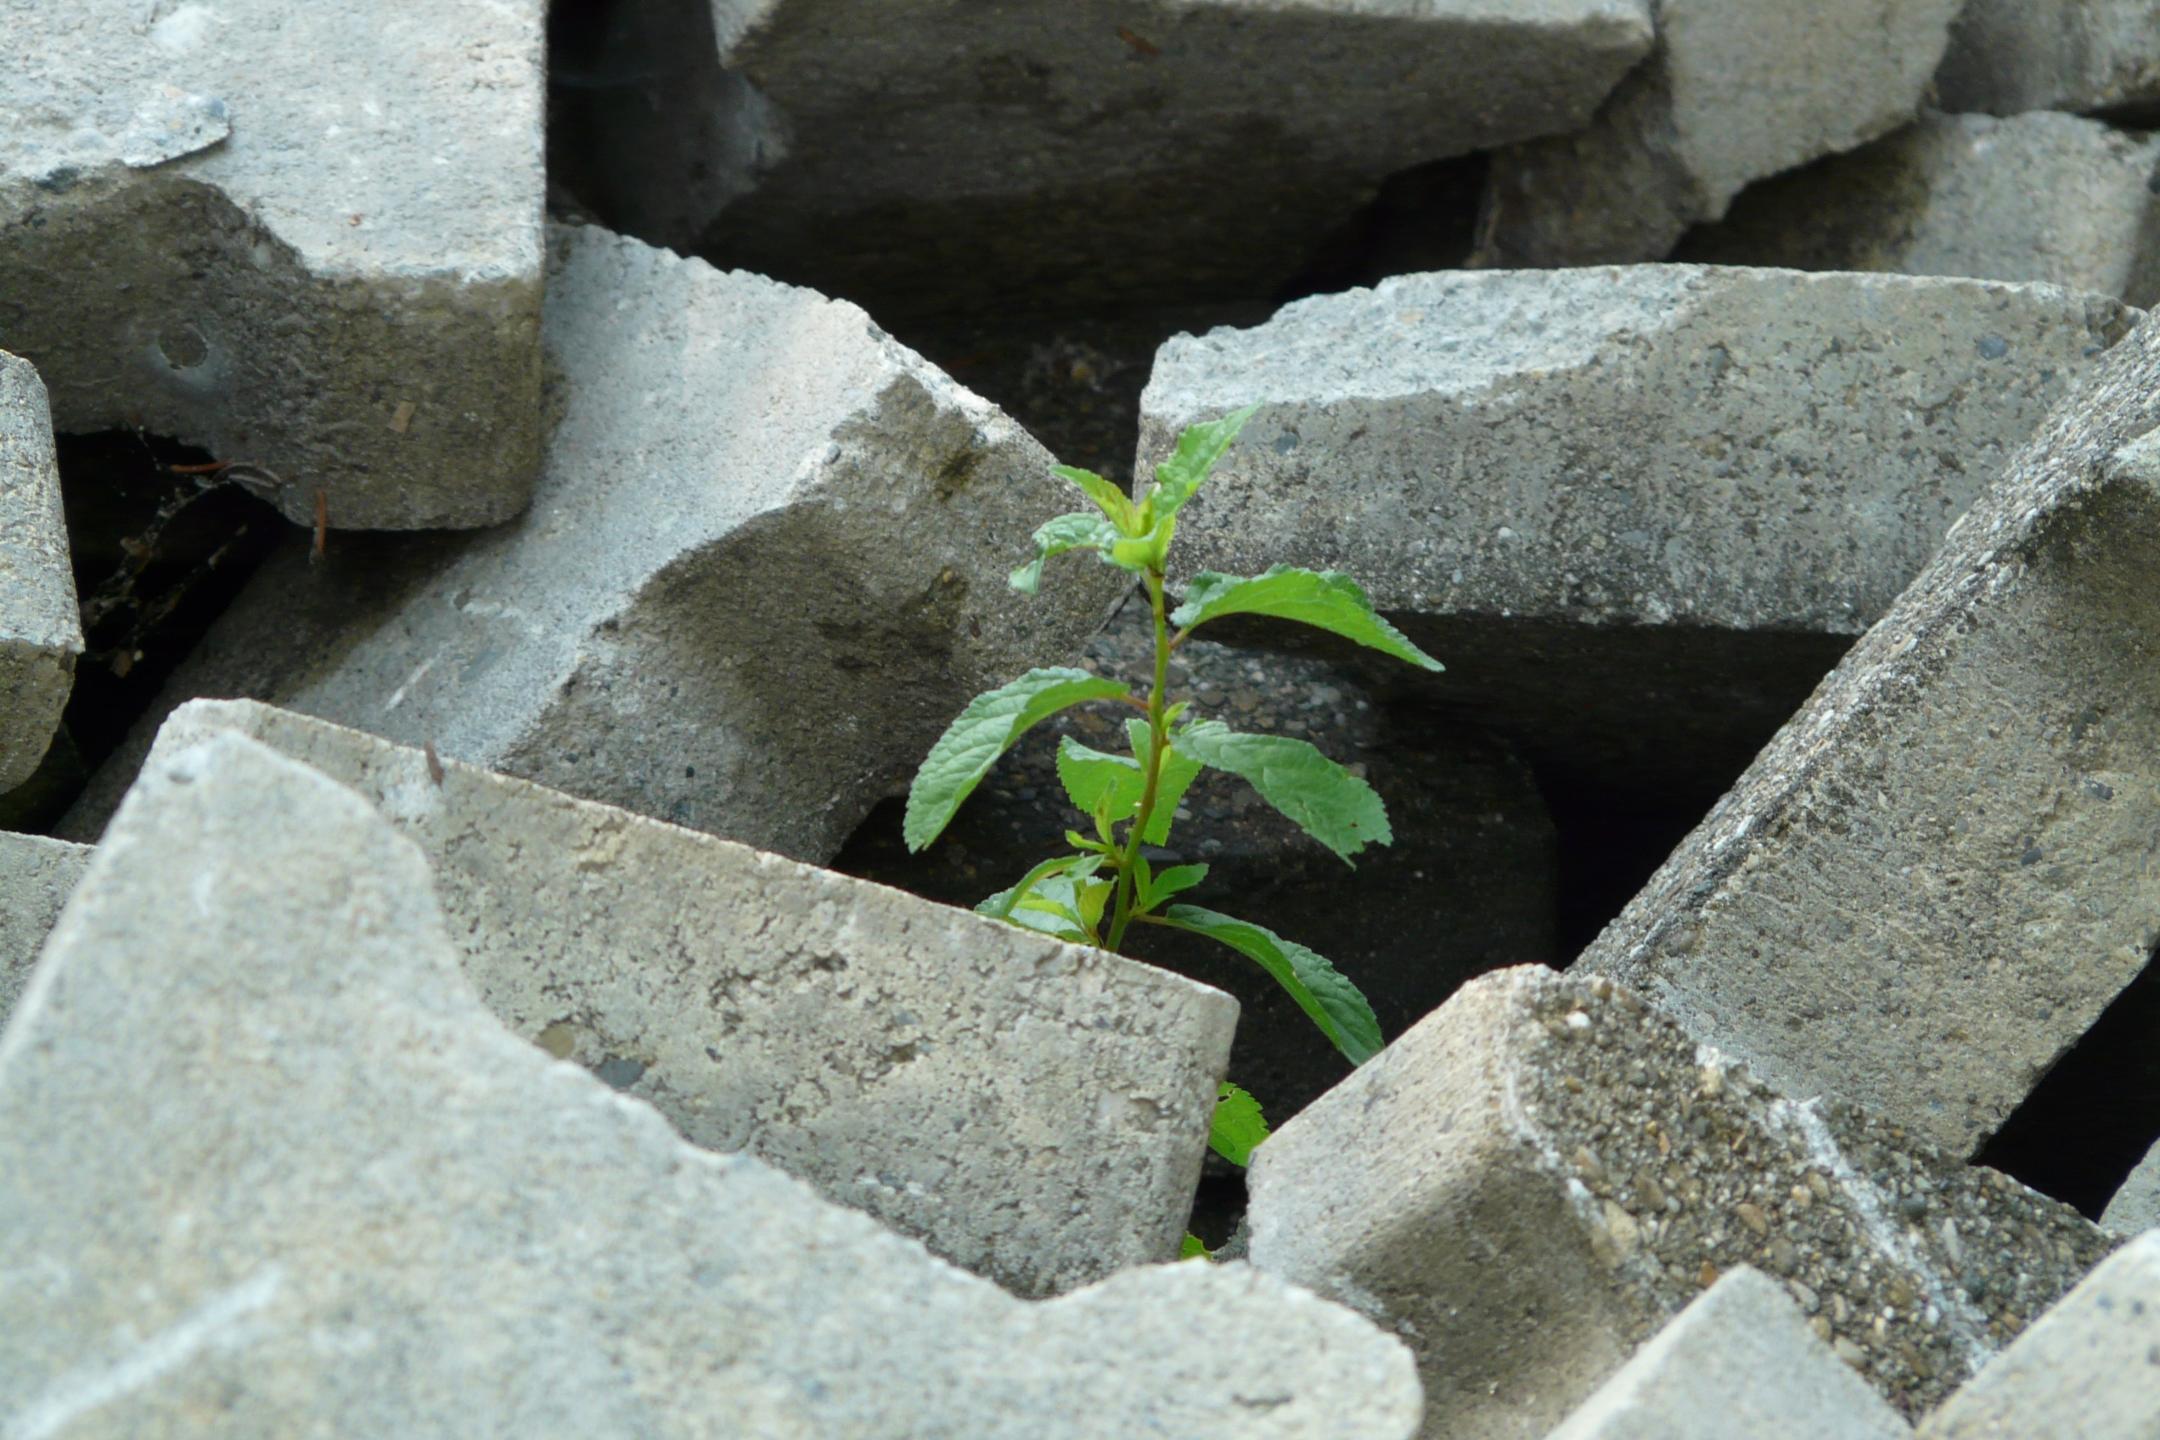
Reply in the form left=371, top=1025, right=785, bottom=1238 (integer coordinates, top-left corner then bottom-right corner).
left=903, top=405, right=1443, bottom=1253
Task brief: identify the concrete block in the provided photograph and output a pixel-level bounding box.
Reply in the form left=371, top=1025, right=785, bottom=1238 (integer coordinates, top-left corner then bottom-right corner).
left=583, top=0, right=1652, bottom=310
left=1547, top=1268, right=1912, bottom=1440
left=1479, top=0, right=1963, bottom=265
left=2102, top=1138, right=2160, bottom=1234
left=1139, top=266, right=2134, bottom=795
left=0, top=0, right=544, bottom=529
left=1682, top=112, right=2160, bottom=308
left=1246, top=967, right=2113, bottom=1440
left=0, top=732, right=1423, bottom=1436
left=0, top=350, right=77, bottom=792
left=140, top=697, right=1234, bottom=1298
left=60, top=224, right=1129, bottom=863
left=1920, top=1232, right=2160, bottom=1439
left=1935, top=1, right=2160, bottom=118
left=1577, top=310, right=2160, bottom=1158
left=0, top=829, right=87, bottom=1025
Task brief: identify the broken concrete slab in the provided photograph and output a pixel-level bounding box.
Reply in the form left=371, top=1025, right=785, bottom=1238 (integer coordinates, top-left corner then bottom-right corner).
left=1935, top=1, right=2160, bottom=118
left=60, top=223, right=1129, bottom=863
left=1681, top=112, right=2160, bottom=307
left=1246, top=967, right=2113, bottom=1439
left=1547, top=1268, right=1913, bottom=1440
left=580, top=0, right=1652, bottom=311
left=0, top=349, right=78, bottom=793
left=142, top=696, right=1234, bottom=1298
left=1577, top=313, right=2160, bottom=1158
left=1140, top=266, right=2135, bottom=796
left=1919, top=1231, right=2160, bottom=1439
left=1478, top=0, right=1965, bottom=265
left=0, top=0, right=544, bottom=529
left=0, top=829, right=87, bottom=1025
left=0, top=731, right=1423, bottom=1436
left=2103, top=1138, right=2160, bottom=1234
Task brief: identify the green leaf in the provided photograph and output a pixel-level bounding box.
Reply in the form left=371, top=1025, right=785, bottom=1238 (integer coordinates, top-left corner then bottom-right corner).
left=1053, top=465, right=1137, bottom=532
left=1150, top=405, right=1259, bottom=521
left=1180, top=1233, right=1212, bottom=1262
left=906, top=669, right=1134, bottom=851
left=1171, top=566, right=1441, bottom=672
left=1137, top=862, right=1208, bottom=912
left=1155, top=904, right=1382, bottom=1064
left=976, top=853, right=1101, bottom=921
left=1054, top=727, right=1199, bottom=847
left=1209, top=1082, right=1270, bottom=1167
left=1009, top=512, right=1123, bottom=595
left=1124, top=719, right=1201, bottom=846
left=1173, top=721, right=1390, bottom=865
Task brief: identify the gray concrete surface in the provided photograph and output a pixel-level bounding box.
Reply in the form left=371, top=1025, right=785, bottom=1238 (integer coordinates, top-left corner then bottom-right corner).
left=0, top=829, right=87, bottom=1026
left=0, top=350, right=78, bottom=793
left=1935, top=0, right=2160, bottom=117
left=1246, top=967, right=2113, bottom=1440
left=0, top=0, right=545, bottom=529
left=2103, top=1136, right=2160, bottom=1234
left=0, top=731, right=1423, bottom=1437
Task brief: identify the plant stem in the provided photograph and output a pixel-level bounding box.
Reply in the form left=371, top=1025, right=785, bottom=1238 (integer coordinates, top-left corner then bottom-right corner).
left=1106, top=570, right=1172, bottom=951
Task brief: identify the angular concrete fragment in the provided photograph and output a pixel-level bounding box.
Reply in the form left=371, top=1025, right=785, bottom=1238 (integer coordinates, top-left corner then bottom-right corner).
left=2102, top=1137, right=2160, bottom=1234
left=0, top=350, right=78, bottom=791
left=1547, top=1268, right=1912, bottom=1440
left=63, top=224, right=1128, bottom=862
left=0, top=829, right=87, bottom=1024
left=1578, top=314, right=2160, bottom=1157
left=1140, top=266, right=2135, bottom=792
left=591, top=0, right=1653, bottom=309
left=1920, top=1232, right=2160, bottom=1439
left=1935, top=1, right=2160, bottom=118
left=1247, top=968, right=2114, bottom=1439
left=0, top=0, right=544, bottom=529
left=0, top=733, right=1423, bottom=1437
left=1682, top=112, right=2160, bottom=307
left=144, top=697, right=1234, bottom=1298
left=1478, top=0, right=1964, bottom=265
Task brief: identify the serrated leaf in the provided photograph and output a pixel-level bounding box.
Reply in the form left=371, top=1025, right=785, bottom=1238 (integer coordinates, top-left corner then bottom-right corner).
left=1156, top=904, right=1382, bottom=1064
left=1055, top=728, right=1198, bottom=846
left=1076, top=876, right=1114, bottom=936
left=1171, top=566, right=1441, bottom=672
left=1173, top=721, right=1389, bottom=865
left=1137, top=862, right=1208, bottom=912
left=1009, top=512, right=1122, bottom=594
left=1053, top=465, right=1137, bottom=532
left=906, top=669, right=1134, bottom=851
left=1209, top=1082, right=1270, bottom=1167
left=976, top=853, right=1101, bottom=922
left=1124, top=719, right=1201, bottom=846
left=1180, top=1233, right=1212, bottom=1261
left=1150, top=405, right=1259, bottom=521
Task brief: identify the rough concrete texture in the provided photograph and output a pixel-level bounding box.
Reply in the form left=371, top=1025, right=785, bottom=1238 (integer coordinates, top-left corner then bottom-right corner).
left=0, top=0, right=544, bottom=530
left=840, top=592, right=1559, bottom=1122
left=0, top=829, right=87, bottom=1025
left=142, top=697, right=1235, bottom=1298
left=1246, top=967, right=2114, bottom=1439
left=1682, top=112, right=2160, bottom=308
left=1919, top=1231, right=2160, bottom=1439
left=60, top=224, right=1129, bottom=862
left=2102, top=1137, right=2160, bottom=1234
left=1547, top=1268, right=1913, bottom=1440
left=1478, top=0, right=1964, bottom=265
left=1577, top=311, right=2160, bottom=1159
left=619, top=0, right=1654, bottom=309
left=0, top=350, right=78, bottom=792
left=0, top=732, right=1423, bottom=1437
left=1935, top=0, right=2160, bottom=117
left=1140, top=266, right=2135, bottom=793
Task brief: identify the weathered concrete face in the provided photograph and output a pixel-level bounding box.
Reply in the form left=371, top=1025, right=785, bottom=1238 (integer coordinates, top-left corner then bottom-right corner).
left=1935, top=0, right=2160, bottom=117
left=1246, top=967, right=2113, bottom=1440
left=633, top=0, right=1654, bottom=310
left=141, top=697, right=1234, bottom=1298
left=0, top=829, right=87, bottom=1025
left=1918, top=1232, right=2160, bottom=1439
left=1478, top=0, right=1964, bottom=265
left=0, top=733, right=1423, bottom=1437
left=0, top=0, right=544, bottom=530
left=2103, top=1138, right=2160, bottom=1234
left=1682, top=112, right=2160, bottom=309
left=0, top=351, right=77, bottom=793
left=60, top=224, right=1129, bottom=862
left=1140, top=266, right=2135, bottom=792
left=1547, top=1268, right=1913, bottom=1440
left=1577, top=315, right=2160, bottom=1159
